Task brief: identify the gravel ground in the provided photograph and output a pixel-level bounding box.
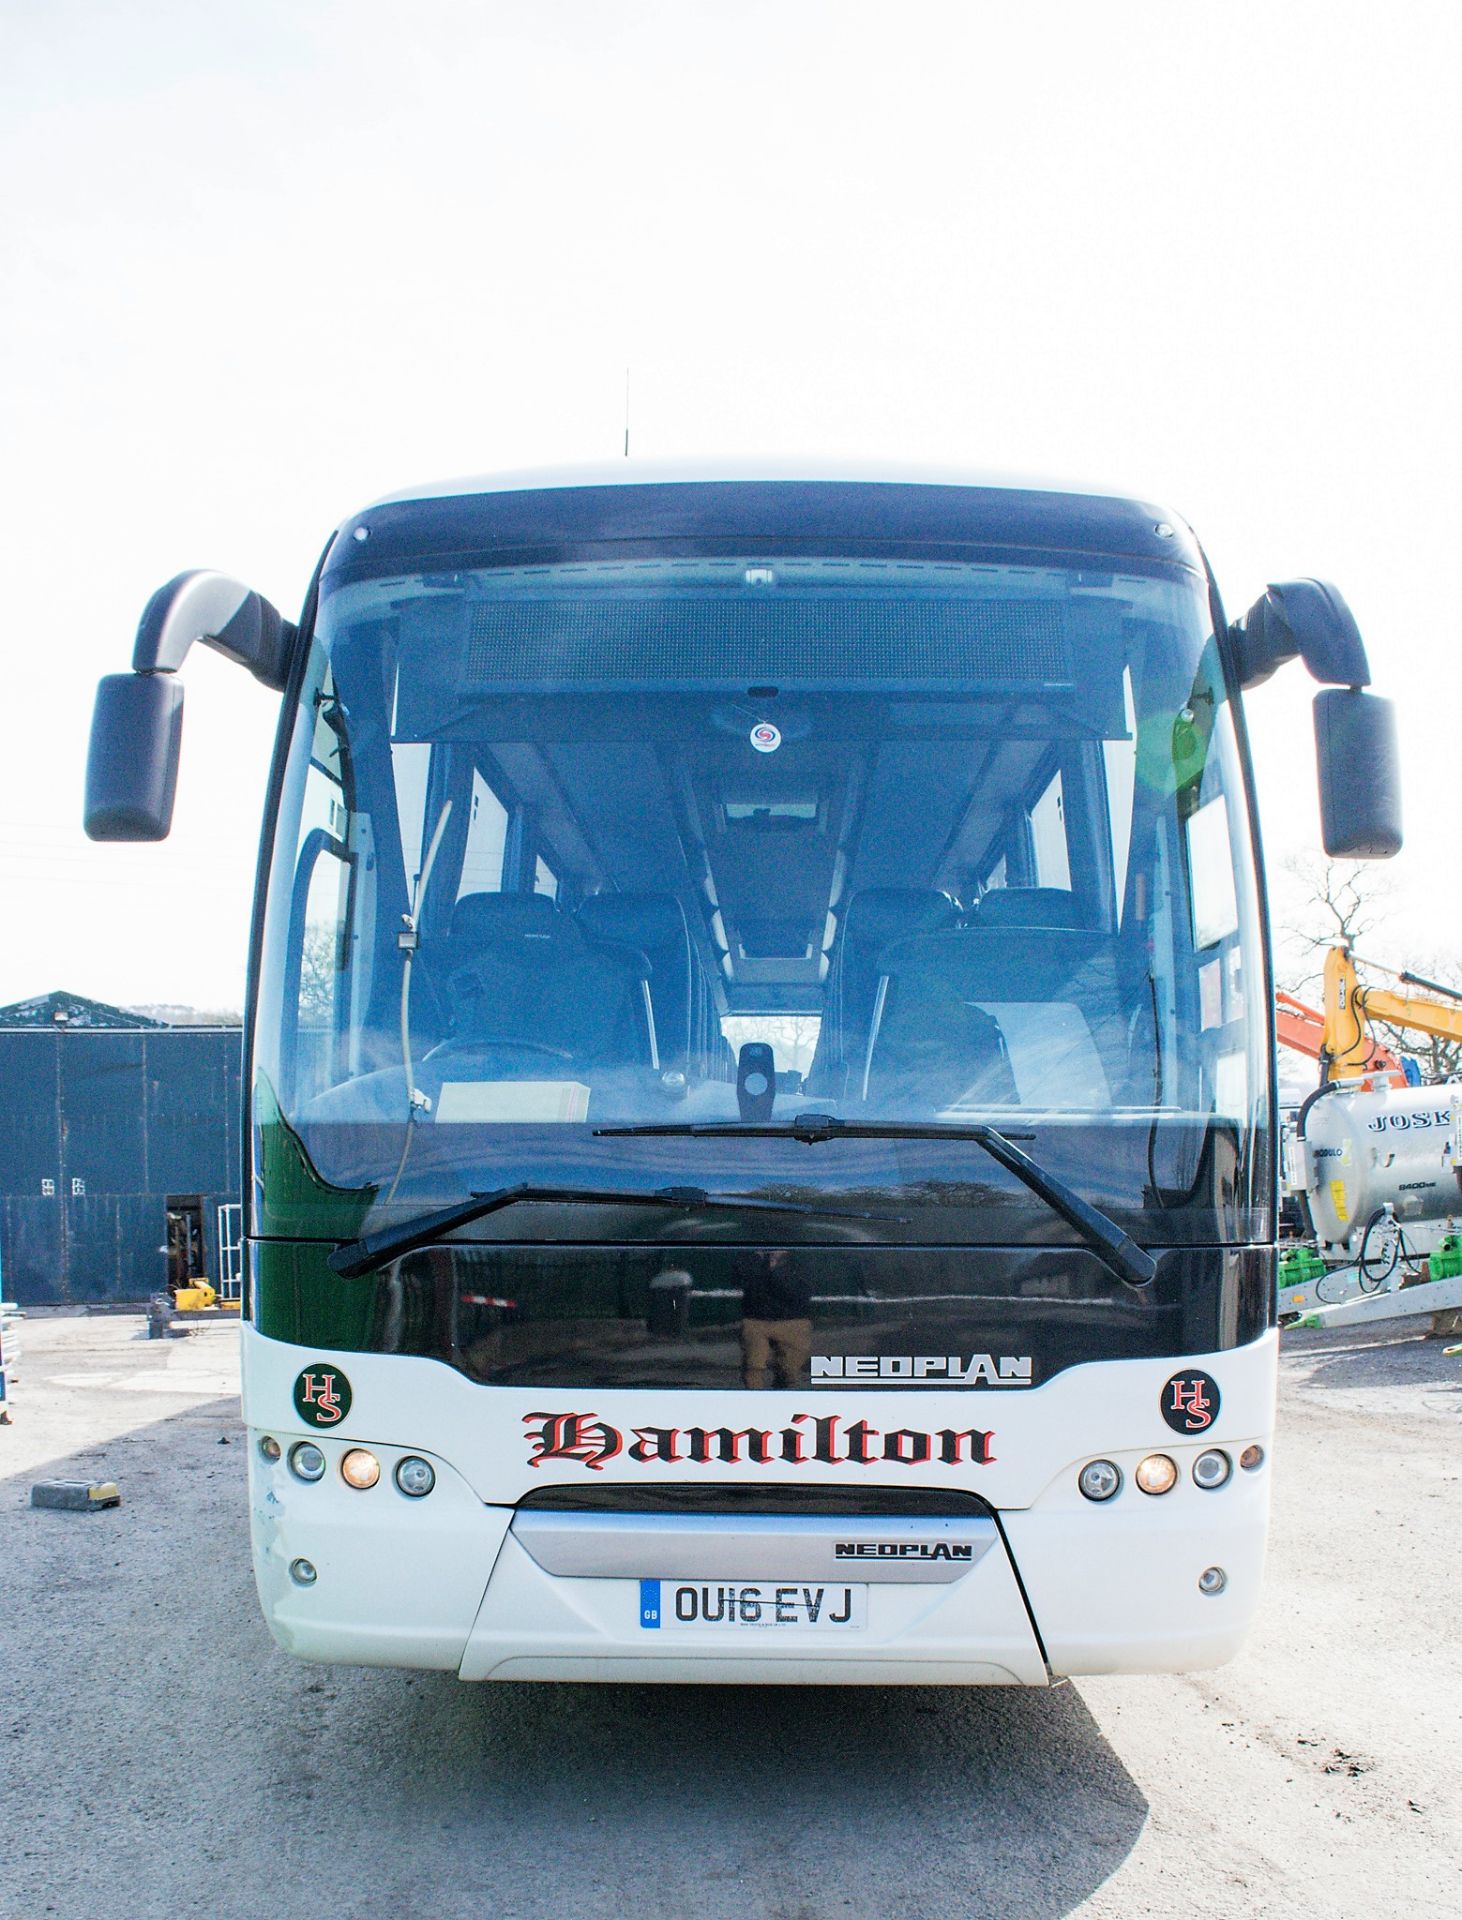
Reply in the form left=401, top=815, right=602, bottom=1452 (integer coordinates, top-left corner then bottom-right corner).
left=2, top=1312, right=1458, bottom=1920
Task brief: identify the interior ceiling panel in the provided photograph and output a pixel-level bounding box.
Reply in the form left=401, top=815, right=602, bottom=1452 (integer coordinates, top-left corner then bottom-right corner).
left=689, top=740, right=857, bottom=982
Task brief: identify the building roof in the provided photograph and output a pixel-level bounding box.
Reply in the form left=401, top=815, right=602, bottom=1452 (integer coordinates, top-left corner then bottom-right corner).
left=0, top=990, right=168, bottom=1031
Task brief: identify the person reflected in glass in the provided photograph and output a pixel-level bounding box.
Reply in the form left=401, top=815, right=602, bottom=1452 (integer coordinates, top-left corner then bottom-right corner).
left=736, top=1247, right=813, bottom=1388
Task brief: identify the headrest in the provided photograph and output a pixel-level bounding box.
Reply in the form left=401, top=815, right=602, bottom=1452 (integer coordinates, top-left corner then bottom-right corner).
left=577, top=891, right=689, bottom=953
left=841, top=887, right=959, bottom=948
left=967, top=887, right=1087, bottom=929
left=448, top=891, right=575, bottom=946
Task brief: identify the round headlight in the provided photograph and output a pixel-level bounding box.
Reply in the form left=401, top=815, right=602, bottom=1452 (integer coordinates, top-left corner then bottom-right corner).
left=1198, top=1565, right=1228, bottom=1596
left=257, top=1435, right=282, bottom=1463
left=288, top=1441, right=326, bottom=1483
left=340, top=1448, right=381, bottom=1489
left=1193, top=1448, right=1232, bottom=1490
left=1239, top=1444, right=1265, bottom=1472
left=1135, top=1453, right=1178, bottom=1495
left=395, top=1455, right=436, bottom=1499
left=289, top=1557, right=318, bottom=1587
left=1078, top=1459, right=1122, bottom=1502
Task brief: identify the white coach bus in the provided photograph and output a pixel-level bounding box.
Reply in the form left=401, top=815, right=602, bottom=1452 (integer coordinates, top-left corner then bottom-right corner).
left=85, top=467, right=1400, bottom=1684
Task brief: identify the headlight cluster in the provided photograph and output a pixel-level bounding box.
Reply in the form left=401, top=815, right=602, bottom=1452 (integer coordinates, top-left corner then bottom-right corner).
left=262, top=1438, right=436, bottom=1498
left=1077, top=1445, right=1260, bottom=1501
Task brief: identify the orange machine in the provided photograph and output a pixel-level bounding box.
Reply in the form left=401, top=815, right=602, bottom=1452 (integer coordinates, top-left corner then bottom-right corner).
left=1275, top=986, right=1408, bottom=1089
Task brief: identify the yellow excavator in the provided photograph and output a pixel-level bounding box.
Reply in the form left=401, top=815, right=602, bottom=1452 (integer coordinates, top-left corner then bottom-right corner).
left=1318, top=943, right=1462, bottom=1081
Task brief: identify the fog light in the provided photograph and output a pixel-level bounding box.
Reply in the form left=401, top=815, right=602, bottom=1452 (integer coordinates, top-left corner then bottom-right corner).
left=1135, top=1453, right=1178, bottom=1495
left=394, top=1455, right=436, bottom=1499
left=258, top=1435, right=282, bottom=1463
left=1198, top=1565, right=1227, bottom=1596
left=1192, top=1448, right=1232, bottom=1490
left=340, top=1448, right=381, bottom=1489
left=288, top=1442, right=326, bottom=1483
left=289, top=1558, right=318, bottom=1586
left=1078, top=1459, right=1121, bottom=1502
left=1239, top=1444, right=1265, bottom=1471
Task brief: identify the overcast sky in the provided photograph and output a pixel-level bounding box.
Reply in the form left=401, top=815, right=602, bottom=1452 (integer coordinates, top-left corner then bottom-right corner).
left=1, top=1, right=1457, bottom=1010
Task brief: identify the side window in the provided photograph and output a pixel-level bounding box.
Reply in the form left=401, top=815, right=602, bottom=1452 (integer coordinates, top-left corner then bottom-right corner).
left=533, top=853, right=559, bottom=900
left=1028, top=770, right=1072, bottom=890
left=1103, top=667, right=1137, bottom=921
left=1173, top=640, right=1262, bottom=1120
left=293, top=689, right=354, bottom=1104
left=1187, top=796, right=1240, bottom=950
left=392, top=742, right=430, bottom=889
left=458, top=771, right=510, bottom=898
left=295, top=841, right=351, bottom=1102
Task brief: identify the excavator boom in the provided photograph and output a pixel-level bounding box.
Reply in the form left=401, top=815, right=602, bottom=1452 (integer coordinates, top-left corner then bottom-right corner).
left=1321, top=944, right=1462, bottom=1080
left=1276, top=984, right=1405, bottom=1086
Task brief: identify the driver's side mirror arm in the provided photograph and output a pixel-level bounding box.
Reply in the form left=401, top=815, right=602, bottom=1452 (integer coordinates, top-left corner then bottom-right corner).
left=1228, top=578, right=1370, bottom=690
left=1228, top=577, right=1402, bottom=859
left=84, top=571, right=296, bottom=841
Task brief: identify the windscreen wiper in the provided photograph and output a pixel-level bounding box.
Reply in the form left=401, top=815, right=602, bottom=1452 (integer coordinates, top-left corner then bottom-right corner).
left=595, top=1114, right=1157, bottom=1290
left=328, top=1181, right=909, bottom=1279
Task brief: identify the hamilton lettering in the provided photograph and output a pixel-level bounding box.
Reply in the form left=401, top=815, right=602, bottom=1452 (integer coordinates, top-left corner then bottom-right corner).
left=523, top=1410, right=995, bottom=1470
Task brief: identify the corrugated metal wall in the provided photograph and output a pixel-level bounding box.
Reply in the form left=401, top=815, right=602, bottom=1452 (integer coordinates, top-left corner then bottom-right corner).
left=0, top=1030, right=242, bottom=1304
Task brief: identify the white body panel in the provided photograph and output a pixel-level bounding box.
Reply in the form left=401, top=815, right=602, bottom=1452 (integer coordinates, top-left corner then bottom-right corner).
left=243, top=1323, right=1276, bottom=1684
left=1304, top=1084, right=1462, bottom=1251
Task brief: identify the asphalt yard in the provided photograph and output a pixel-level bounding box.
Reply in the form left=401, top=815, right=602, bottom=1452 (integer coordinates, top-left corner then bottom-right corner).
left=3, top=1312, right=1458, bottom=1920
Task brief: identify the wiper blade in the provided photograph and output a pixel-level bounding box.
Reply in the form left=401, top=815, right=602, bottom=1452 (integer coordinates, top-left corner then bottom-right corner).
left=595, top=1114, right=1157, bottom=1290
left=594, top=1115, right=1038, bottom=1145
left=329, top=1180, right=908, bottom=1279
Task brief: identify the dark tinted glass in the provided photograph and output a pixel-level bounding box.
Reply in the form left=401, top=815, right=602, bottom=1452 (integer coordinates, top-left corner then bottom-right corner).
left=255, top=551, right=1268, bottom=1241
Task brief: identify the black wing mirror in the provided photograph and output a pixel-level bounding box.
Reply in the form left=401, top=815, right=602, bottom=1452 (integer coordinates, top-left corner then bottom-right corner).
left=1313, top=689, right=1403, bottom=857
left=1230, top=578, right=1402, bottom=860
left=83, top=571, right=296, bottom=842
left=84, top=673, right=186, bottom=841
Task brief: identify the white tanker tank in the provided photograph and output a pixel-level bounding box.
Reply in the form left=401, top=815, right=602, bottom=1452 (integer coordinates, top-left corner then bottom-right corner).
left=1300, top=1081, right=1462, bottom=1258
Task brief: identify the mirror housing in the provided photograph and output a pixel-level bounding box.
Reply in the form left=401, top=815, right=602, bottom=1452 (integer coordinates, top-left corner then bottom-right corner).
left=82, top=570, right=296, bottom=842
left=1313, top=689, right=1403, bottom=858
left=84, top=673, right=185, bottom=841
left=1229, top=580, right=1370, bottom=690
left=133, top=570, right=295, bottom=688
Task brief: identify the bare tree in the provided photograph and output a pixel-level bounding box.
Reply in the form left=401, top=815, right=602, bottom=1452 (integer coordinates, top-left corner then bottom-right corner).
left=1276, top=854, right=1462, bottom=1080
left=1275, top=854, right=1394, bottom=995
left=297, top=924, right=339, bottom=1022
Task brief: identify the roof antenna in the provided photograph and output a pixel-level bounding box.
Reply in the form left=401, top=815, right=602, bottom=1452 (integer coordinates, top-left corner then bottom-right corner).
left=624, top=366, right=631, bottom=458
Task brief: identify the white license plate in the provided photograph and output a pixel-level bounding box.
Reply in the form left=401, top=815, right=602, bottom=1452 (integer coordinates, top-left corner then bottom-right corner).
left=639, top=1579, right=867, bottom=1630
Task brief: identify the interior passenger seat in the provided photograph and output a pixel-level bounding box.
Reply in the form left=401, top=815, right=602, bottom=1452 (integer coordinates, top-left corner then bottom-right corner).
left=576, top=892, right=695, bottom=1072
left=806, top=887, right=959, bottom=1096
left=964, top=886, right=1088, bottom=929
